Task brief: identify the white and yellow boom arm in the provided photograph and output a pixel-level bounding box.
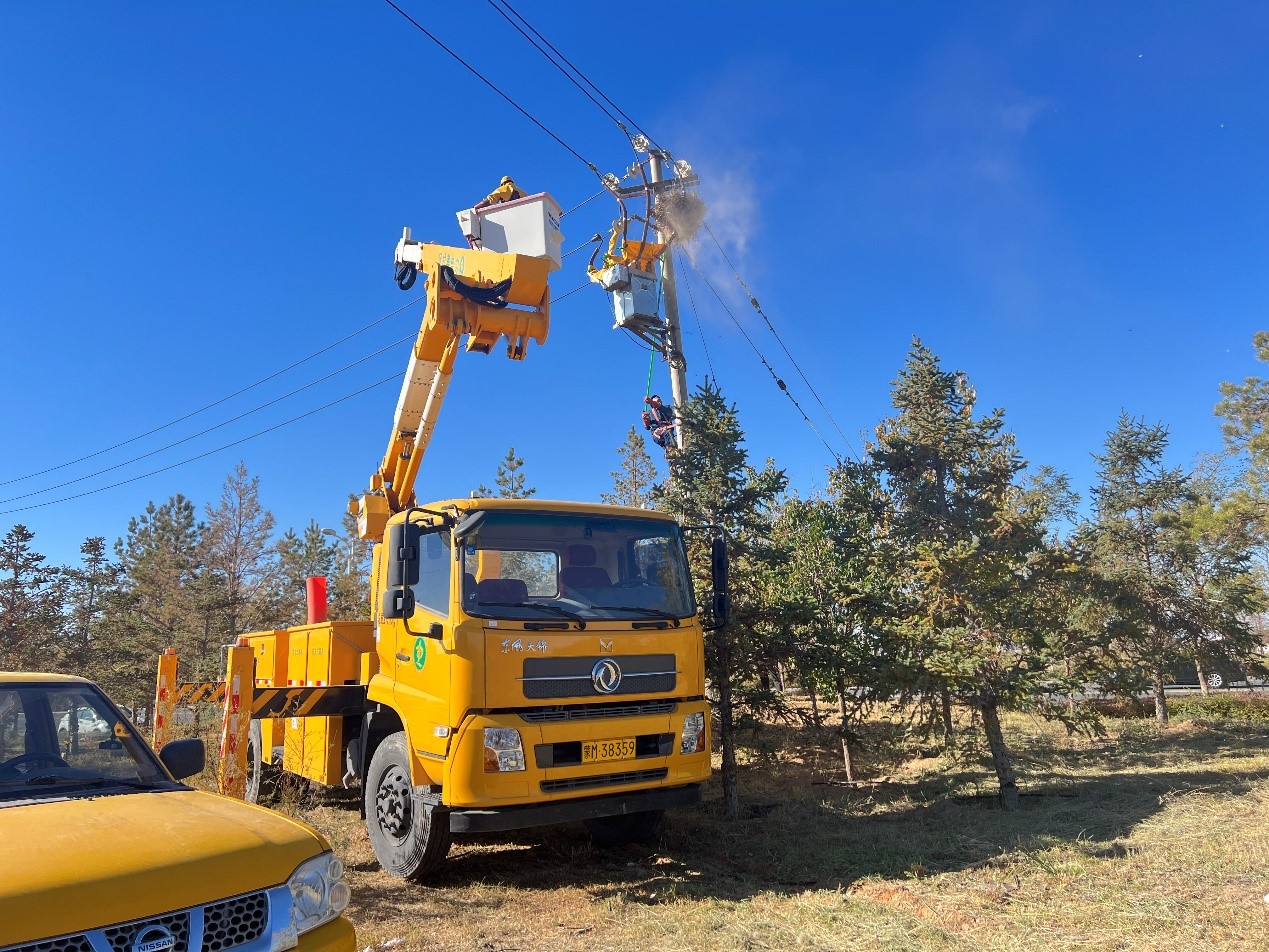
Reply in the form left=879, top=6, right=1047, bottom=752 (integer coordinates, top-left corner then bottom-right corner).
left=355, top=231, right=551, bottom=540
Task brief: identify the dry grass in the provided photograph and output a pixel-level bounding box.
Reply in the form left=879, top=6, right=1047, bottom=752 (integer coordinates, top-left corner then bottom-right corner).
left=238, top=711, right=1269, bottom=952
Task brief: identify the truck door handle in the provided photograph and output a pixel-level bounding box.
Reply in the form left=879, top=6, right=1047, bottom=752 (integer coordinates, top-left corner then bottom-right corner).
left=395, top=653, right=410, bottom=662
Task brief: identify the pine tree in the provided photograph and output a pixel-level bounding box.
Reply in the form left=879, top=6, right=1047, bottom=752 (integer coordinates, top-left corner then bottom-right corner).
left=113, top=495, right=204, bottom=692
left=200, top=462, right=279, bottom=642
left=871, top=340, right=1084, bottom=808
left=0, top=525, right=60, bottom=670
left=602, top=426, right=659, bottom=508
left=1083, top=414, right=1263, bottom=725
left=653, top=379, right=788, bottom=820
left=494, top=446, right=536, bottom=499
left=57, top=536, right=123, bottom=685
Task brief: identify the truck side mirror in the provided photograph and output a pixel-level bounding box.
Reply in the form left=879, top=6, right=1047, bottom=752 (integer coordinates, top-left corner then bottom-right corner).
left=710, top=535, right=729, bottom=596
left=159, top=738, right=205, bottom=781
left=382, top=587, right=415, bottom=620
left=708, top=535, right=730, bottom=629
left=386, top=522, right=422, bottom=587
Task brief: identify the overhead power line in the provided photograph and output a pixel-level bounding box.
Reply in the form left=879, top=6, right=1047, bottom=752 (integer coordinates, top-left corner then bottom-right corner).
left=0, top=335, right=414, bottom=506
left=482, top=0, right=665, bottom=154
left=0, top=294, right=425, bottom=488
left=0, top=375, right=401, bottom=515
left=381, top=0, right=601, bottom=178
left=701, top=222, right=855, bottom=454
left=681, top=250, right=846, bottom=465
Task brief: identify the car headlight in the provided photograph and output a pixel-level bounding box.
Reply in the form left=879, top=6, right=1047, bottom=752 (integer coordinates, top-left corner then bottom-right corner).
left=483, top=727, right=526, bottom=772
left=272, top=851, right=351, bottom=949
left=680, top=712, right=706, bottom=755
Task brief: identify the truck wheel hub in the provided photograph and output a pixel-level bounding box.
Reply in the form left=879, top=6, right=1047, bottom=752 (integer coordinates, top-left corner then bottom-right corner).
left=375, top=766, right=412, bottom=839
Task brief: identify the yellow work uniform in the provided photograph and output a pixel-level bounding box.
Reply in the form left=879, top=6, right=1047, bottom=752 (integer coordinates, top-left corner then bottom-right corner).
left=483, top=181, right=524, bottom=205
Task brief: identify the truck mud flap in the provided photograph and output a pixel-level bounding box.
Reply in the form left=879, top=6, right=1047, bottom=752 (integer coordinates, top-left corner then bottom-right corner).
left=447, top=783, right=701, bottom=834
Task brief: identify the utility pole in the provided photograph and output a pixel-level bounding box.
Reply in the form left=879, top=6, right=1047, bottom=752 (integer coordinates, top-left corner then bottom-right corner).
left=648, top=151, right=688, bottom=448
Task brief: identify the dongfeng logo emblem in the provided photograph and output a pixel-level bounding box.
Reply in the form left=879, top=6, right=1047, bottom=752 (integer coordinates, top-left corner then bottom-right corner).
left=133, top=925, right=177, bottom=952
left=592, top=658, right=622, bottom=694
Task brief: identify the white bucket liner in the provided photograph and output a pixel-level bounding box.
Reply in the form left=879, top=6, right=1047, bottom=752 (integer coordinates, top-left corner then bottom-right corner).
left=456, top=192, right=564, bottom=271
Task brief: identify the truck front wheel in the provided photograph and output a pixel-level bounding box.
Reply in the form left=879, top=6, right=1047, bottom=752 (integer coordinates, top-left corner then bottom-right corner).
left=365, top=731, right=451, bottom=879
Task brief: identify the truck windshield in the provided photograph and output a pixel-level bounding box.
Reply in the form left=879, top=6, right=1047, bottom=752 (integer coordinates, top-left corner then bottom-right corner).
left=460, top=511, right=695, bottom=623
left=0, top=682, right=169, bottom=799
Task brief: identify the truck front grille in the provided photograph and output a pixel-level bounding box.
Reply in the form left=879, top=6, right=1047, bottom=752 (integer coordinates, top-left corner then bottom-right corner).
left=540, top=767, right=667, bottom=792
left=520, top=655, right=677, bottom=699
left=2, top=891, right=270, bottom=952
left=519, top=699, right=676, bottom=722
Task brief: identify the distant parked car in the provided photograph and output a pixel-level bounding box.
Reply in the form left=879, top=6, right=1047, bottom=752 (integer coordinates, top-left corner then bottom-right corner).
left=1166, top=660, right=1248, bottom=690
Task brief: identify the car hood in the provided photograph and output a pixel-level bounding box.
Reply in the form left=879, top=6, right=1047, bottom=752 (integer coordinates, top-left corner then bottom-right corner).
left=0, top=788, right=328, bottom=945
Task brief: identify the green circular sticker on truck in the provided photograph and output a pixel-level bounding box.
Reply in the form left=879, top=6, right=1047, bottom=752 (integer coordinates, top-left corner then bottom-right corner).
left=412, top=639, right=427, bottom=670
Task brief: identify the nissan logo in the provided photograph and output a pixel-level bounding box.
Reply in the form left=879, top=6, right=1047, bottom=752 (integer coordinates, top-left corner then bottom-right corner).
left=133, top=925, right=177, bottom=952
left=591, top=658, right=622, bottom=694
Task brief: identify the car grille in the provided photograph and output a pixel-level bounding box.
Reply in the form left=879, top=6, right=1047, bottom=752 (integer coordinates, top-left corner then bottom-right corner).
left=201, top=893, right=268, bottom=952
left=2, top=892, right=269, bottom=952
left=519, top=699, right=676, bottom=722
left=105, top=913, right=190, bottom=952
left=540, top=767, right=668, bottom=792
left=520, top=655, right=677, bottom=700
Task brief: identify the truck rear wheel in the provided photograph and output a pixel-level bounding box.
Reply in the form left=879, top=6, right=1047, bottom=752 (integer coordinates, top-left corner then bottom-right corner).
left=365, top=731, right=451, bottom=879
left=584, top=809, right=666, bottom=848
left=245, top=721, right=264, bottom=804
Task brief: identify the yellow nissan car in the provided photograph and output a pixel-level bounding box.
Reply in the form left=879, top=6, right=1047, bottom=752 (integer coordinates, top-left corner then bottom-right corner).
left=0, top=673, right=355, bottom=952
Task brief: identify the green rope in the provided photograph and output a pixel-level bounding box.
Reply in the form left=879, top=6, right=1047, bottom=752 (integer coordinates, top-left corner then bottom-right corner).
left=644, top=347, right=655, bottom=409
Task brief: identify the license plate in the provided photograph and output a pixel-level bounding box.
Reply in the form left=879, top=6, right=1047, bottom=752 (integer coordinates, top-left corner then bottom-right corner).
left=582, top=737, right=636, bottom=763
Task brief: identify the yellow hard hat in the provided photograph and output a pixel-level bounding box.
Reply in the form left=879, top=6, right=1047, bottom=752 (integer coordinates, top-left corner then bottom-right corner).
left=500, top=175, right=514, bottom=185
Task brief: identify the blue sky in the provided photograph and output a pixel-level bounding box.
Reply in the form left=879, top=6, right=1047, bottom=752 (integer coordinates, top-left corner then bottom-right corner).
left=3, top=2, right=1268, bottom=568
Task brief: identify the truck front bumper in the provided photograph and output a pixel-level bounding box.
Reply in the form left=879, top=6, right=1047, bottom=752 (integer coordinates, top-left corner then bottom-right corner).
left=447, top=782, right=701, bottom=834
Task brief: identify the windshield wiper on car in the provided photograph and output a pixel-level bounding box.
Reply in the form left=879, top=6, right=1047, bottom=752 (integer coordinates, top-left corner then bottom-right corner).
left=479, top=601, right=587, bottom=629
left=588, top=605, right=682, bottom=626
left=16, top=774, right=159, bottom=790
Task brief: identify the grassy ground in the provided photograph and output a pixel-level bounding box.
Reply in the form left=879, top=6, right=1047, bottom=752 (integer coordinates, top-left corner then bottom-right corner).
left=263, top=709, right=1269, bottom=952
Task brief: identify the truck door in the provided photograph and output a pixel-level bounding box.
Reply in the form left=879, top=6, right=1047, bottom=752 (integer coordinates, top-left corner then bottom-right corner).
left=391, top=526, right=453, bottom=762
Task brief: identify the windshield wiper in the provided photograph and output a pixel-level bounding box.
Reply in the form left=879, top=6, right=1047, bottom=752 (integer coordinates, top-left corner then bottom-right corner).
left=18, top=775, right=158, bottom=790
left=589, top=605, right=682, bottom=626
left=479, top=601, right=587, bottom=629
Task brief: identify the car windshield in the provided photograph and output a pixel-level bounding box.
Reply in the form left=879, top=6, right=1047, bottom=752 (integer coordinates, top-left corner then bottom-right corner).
left=0, top=681, right=169, bottom=800
left=458, top=511, right=695, bottom=623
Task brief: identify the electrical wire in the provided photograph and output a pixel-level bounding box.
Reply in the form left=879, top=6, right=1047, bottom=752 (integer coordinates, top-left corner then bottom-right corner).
left=561, top=191, right=606, bottom=218
left=381, top=0, right=601, bottom=178
left=0, top=294, right=425, bottom=488
left=0, top=335, right=414, bottom=505
left=701, top=222, right=855, bottom=452
left=0, top=375, right=401, bottom=515
left=485, top=0, right=666, bottom=155
left=677, top=250, right=716, bottom=383
left=562, top=234, right=602, bottom=259
left=682, top=251, right=845, bottom=465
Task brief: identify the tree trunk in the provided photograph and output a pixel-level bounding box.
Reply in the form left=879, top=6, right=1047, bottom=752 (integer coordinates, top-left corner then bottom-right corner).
left=804, top=672, right=821, bottom=729
left=940, top=688, right=955, bottom=749
left=979, top=701, right=1020, bottom=811
left=1152, top=672, right=1169, bottom=727
left=1194, top=658, right=1210, bottom=696
left=836, top=679, right=855, bottom=782
left=716, top=631, right=740, bottom=821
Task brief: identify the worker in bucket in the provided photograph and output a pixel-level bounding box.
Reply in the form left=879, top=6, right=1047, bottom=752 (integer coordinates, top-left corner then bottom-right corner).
left=474, top=175, right=524, bottom=210
left=642, top=394, right=678, bottom=454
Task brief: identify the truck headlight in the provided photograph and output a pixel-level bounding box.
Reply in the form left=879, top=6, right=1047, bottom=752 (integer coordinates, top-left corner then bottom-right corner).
left=680, top=712, right=706, bottom=755
left=483, top=727, right=526, bottom=772
left=279, top=851, right=351, bottom=945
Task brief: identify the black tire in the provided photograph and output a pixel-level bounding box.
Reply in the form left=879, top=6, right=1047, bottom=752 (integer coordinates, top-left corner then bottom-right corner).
left=364, top=731, right=451, bottom=879
left=584, top=808, right=666, bottom=848
left=245, top=721, right=264, bottom=804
